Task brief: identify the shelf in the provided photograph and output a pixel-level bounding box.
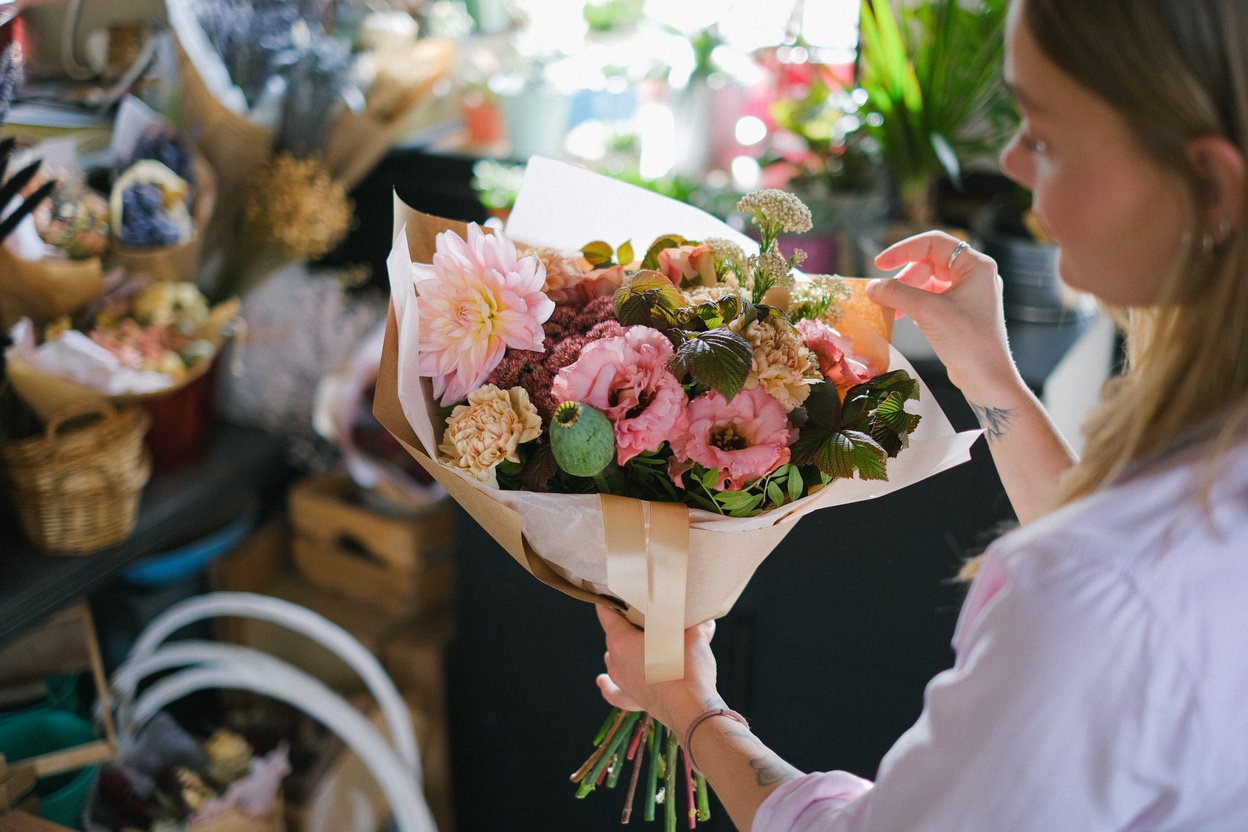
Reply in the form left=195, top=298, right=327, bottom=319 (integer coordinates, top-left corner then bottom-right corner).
left=0, top=421, right=292, bottom=645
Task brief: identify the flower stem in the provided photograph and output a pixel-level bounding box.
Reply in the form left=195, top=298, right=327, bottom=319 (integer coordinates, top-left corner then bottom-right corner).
left=577, top=711, right=641, bottom=798
left=695, top=773, right=710, bottom=822
left=645, top=723, right=663, bottom=822
left=572, top=708, right=628, bottom=783
left=683, top=748, right=696, bottom=828
left=664, top=730, right=679, bottom=832
left=621, top=715, right=652, bottom=824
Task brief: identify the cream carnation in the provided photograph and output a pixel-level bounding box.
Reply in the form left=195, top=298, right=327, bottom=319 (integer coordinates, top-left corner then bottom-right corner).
left=733, top=316, right=822, bottom=411
left=438, top=384, right=542, bottom=485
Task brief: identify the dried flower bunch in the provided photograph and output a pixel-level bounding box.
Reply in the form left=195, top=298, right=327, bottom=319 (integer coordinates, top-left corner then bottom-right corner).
left=411, top=189, right=921, bottom=519
left=244, top=152, right=353, bottom=261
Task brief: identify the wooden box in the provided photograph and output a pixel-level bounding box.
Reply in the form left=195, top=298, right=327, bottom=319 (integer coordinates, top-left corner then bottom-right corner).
left=287, top=472, right=456, bottom=615
left=0, top=811, right=78, bottom=831
left=0, top=602, right=116, bottom=815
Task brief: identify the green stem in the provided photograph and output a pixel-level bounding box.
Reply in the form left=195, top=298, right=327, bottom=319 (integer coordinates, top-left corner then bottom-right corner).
left=593, top=707, right=621, bottom=746
left=577, top=711, right=641, bottom=798
left=645, top=723, right=663, bottom=822
left=664, top=730, right=679, bottom=832
left=695, top=773, right=710, bottom=822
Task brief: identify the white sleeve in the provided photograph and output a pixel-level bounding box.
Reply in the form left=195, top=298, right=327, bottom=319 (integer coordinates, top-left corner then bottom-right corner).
left=755, top=549, right=1199, bottom=832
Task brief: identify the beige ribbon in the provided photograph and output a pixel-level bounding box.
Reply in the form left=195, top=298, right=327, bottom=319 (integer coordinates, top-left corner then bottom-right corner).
left=600, top=494, right=690, bottom=683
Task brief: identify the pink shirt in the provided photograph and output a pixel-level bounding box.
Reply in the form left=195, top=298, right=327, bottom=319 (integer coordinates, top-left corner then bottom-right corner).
left=755, top=440, right=1248, bottom=831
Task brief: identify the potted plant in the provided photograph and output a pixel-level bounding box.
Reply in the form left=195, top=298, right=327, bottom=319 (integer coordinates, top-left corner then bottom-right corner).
left=857, top=0, right=1015, bottom=227
left=762, top=68, right=888, bottom=272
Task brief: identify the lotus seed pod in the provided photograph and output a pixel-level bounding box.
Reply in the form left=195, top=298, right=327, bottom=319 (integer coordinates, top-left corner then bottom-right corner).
left=549, top=400, right=616, bottom=477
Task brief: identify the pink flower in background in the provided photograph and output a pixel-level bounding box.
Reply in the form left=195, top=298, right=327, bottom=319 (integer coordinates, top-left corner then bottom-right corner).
left=416, top=224, right=554, bottom=405
left=534, top=247, right=630, bottom=305
left=797, top=318, right=871, bottom=389
left=657, top=243, right=717, bottom=286
left=670, top=387, right=796, bottom=491
left=552, top=327, right=685, bottom=464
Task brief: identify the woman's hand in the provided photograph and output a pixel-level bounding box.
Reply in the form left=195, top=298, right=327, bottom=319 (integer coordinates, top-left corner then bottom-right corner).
left=595, top=605, right=720, bottom=730
left=866, top=231, right=1021, bottom=402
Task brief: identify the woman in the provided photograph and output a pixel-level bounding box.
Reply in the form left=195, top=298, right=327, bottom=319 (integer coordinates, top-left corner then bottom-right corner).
left=596, top=0, right=1248, bottom=828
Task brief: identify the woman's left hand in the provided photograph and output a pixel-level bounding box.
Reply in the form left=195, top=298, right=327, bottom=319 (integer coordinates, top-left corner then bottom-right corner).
left=596, top=605, right=720, bottom=729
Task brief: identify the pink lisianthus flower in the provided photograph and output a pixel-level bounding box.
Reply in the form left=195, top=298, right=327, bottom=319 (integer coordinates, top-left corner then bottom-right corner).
left=552, top=327, right=685, bottom=465
left=416, top=224, right=554, bottom=406
left=657, top=243, right=717, bottom=287
left=796, top=319, right=871, bottom=389
left=670, top=387, right=796, bottom=491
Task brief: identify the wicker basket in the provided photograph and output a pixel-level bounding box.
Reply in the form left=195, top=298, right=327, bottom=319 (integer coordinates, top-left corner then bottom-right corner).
left=1, top=401, right=152, bottom=554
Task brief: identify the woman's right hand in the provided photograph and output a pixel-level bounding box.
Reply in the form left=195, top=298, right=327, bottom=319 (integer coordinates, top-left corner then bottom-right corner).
left=866, top=231, right=1021, bottom=402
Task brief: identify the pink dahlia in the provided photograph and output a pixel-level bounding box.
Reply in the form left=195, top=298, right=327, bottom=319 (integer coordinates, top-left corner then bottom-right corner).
left=796, top=319, right=871, bottom=389
left=552, top=327, right=685, bottom=465
left=670, top=387, right=796, bottom=491
left=416, top=224, right=554, bottom=406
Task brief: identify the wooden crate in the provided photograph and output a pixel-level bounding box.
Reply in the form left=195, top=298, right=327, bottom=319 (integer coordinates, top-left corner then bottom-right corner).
left=0, top=603, right=116, bottom=782
left=287, top=472, right=456, bottom=615
left=0, top=811, right=78, bottom=831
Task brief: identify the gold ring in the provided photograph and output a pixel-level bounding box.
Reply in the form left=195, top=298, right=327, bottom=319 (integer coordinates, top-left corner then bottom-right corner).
left=947, top=240, right=970, bottom=270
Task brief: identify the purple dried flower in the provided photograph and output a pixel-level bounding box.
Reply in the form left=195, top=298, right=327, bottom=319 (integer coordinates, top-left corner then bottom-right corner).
left=585, top=320, right=627, bottom=342
left=130, top=127, right=196, bottom=192
left=0, top=45, right=20, bottom=125
left=572, top=295, right=617, bottom=332
left=485, top=350, right=557, bottom=420
left=542, top=305, right=580, bottom=345
left=544, top=333, right=592, bottom=377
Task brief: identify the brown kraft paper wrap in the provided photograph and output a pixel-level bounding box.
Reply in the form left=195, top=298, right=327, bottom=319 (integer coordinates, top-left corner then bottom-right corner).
left=374, top=202, right=812, bottom=683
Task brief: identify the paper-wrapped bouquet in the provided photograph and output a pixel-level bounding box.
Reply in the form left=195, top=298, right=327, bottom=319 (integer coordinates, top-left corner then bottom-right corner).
left=375, top=157, right=979, bottom=686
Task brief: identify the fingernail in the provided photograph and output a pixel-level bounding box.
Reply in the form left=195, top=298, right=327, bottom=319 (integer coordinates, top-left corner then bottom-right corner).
left=866, top=278, right=883, bottom=296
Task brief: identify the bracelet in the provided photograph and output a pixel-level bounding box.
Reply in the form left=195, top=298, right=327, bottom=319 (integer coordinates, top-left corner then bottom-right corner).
left=680, top=707, right=749, bottom=774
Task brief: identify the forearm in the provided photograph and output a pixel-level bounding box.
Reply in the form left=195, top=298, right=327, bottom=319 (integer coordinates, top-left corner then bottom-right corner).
left=664, top=697, right=803, bottom=832
left=963, top=371, right=1077, bottom=524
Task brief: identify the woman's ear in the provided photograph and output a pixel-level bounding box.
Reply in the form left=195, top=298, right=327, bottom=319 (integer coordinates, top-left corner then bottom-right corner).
left=1187, top=135, right=1245, bottom=245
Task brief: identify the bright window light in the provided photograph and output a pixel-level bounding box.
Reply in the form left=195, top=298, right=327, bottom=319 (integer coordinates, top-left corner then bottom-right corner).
left=734, top=115, right=768, bottom=147
left=730, top=154, right=762, bottom=191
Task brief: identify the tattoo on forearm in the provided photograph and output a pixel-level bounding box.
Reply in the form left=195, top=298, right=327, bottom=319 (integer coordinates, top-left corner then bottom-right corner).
left=725, top=728, right=763, bottom=747
left=748, top=756, right=798, bottom=787
left=969, top=401, right=1013, bottom=442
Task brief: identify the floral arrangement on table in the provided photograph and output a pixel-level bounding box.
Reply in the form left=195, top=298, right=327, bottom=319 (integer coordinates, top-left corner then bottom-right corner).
left=3, top=275, right=239, bottom=421
left=376, top=158, right=977, bottom=828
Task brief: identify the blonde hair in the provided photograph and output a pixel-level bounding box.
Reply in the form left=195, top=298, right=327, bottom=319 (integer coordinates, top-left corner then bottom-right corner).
left=1023, top=0, right=1248, bottom=505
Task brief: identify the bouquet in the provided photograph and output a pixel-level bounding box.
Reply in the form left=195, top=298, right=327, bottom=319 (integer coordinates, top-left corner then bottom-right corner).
left=375, top=157, right=978, bottom=825
left=4, top=276, right=239, bottom=421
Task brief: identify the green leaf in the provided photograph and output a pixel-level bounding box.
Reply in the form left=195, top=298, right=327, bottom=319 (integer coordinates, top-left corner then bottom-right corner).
left=641, top=234, right=687, bottom=269
left=791, top=428, right=889, bottom=481
left=785, top=465, right=805, bottom=503
left=613, top=271, right=684, bottom=327
left=716, top=293, right=743, bottom=324
left=873, top=391, right=911, bottom=434
left=617, top=240, right=635, bottom=267
left=803, top=381, right=844, bottom=428
left=583, top=240, right=615, bottom=267
left=669, top=328, right=753, bottom=401
left=766, top=480, right=784, bottom=507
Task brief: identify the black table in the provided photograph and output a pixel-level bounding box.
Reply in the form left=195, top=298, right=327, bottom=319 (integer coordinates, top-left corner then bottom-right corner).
left=0, top=422, right=291, bottom=645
